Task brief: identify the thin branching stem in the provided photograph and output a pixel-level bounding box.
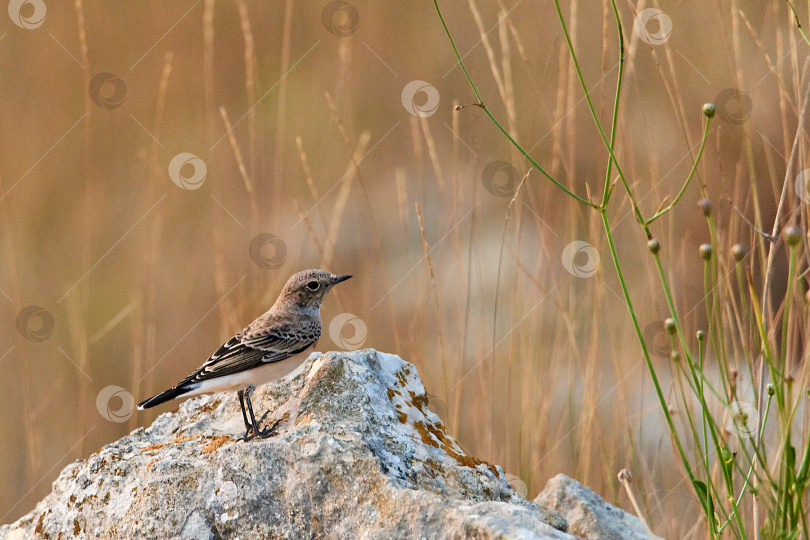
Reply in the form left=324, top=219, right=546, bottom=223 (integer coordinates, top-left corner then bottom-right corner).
left=600, top=0, right=625, bottom=209
left=645, top=119, right=712, bottom=225
left=551, top=0, right=641, bottom=222
left=432, top=1, right=595, bottom=207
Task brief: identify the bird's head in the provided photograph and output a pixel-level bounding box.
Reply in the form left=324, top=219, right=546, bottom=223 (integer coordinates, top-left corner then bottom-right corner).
left=276, top=269, right=351, bottom=309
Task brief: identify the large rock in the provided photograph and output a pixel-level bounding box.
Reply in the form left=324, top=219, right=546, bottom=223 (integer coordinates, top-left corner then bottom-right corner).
left=535, top=474, right=663, bottom=540
left=1, top=349, right=573, bottom=539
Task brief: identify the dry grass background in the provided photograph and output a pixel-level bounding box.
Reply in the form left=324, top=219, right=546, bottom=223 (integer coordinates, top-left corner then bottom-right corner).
left=0, top=0, right=805, bottom=536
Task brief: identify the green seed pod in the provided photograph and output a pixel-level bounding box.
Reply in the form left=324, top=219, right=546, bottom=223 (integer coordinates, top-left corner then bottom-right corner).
left=698, top=199, right=712, bottom=217
left=699, top=243, right=712, bottom=261
left=731, top=243, right=746, bottom=262
left=670, top=350, right=681, bottom=363
left=696, top=329, right=706, bottom=341
left=665, top=318, right=676, bottom=334
left=784, top=226, right=802, bottom=247
left=648, top=238, right=660, bottom=254
left=702, top=103, right=716, bottom=118
left=767, top=384, right=775, bottom=396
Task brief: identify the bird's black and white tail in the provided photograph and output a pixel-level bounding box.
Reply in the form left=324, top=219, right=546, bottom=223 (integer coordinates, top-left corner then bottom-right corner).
left=137, top=386, right=189, bottom=410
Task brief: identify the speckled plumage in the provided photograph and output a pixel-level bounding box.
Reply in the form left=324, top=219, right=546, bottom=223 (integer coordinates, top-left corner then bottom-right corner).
left=138, top=269, right=352, bottom=437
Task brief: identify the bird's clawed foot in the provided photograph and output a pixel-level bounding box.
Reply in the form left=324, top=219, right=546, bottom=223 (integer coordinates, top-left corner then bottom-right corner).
left=237, top=387, right=280, bottom=441
left=240, top=417, right=281, bottom=441
left=253, top=417, right=283, bottom=440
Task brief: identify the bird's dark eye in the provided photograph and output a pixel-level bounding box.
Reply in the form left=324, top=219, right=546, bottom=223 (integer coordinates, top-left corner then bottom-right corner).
left=306, top=280, right=320, bottom=291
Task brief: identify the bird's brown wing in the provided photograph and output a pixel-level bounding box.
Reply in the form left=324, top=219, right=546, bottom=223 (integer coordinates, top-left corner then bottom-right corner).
left=177, top=328, right=318, bottom=387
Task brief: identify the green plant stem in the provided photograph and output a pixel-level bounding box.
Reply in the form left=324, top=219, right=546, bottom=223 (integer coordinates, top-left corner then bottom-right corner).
left=698, top=336, right=710, bottom=477
left=645, top=119, right=712, bottom=224
left=734, top=262, right=758, bottom=388
left=748, top=281, right=783, bottom=408
left=776, top=244, right=800, bottom=531
left=551, top=0, right=641, bottom=220
left=786, top=0, right=810, bottom=46
left=432, top=0, right=595, bottom=208
left=695, top=260, right=748, bottom=537
left=600, top=0, right=624, bottom=208
left=717, top=393, right=774, bottom=534
left=798, top=428, right=810, bottom=485
left=781, top=244, right=798, bottom=368
left=672, top=356, right=734, bottom=536
left=602, top=210, right=698, bottom=488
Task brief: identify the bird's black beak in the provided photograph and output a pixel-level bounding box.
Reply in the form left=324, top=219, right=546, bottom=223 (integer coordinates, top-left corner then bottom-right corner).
left=333, top=275, right=352, bottom=284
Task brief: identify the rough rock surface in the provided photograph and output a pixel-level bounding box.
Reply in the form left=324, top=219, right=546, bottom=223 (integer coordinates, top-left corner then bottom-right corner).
left=2, top=349, right=573, bottom=539
left=536, top=474, right=662, bottom=540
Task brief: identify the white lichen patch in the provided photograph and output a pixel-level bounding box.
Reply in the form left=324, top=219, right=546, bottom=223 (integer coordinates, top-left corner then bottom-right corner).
left=218, top=511, right=239, bottom=523
left=375, top=352, right=465, bottom=460
left=109, top=480, right=139, bottom=519
left=210, top=480, right=238, bottom=510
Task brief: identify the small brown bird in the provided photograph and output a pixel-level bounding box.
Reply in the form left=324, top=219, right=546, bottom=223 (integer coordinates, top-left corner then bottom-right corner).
left=138, top=269, right=351, bottom=439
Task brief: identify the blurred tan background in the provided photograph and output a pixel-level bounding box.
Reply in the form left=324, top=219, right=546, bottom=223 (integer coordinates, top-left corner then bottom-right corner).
left=0, top=0, right=800, bottom=536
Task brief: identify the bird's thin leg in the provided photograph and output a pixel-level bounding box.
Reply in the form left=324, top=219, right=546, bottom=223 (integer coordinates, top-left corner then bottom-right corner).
left=237, top=390, right=254, bottom=440
left=244, top=386, right=279, bottom=439
left=243, top=386, right=270, bottom=439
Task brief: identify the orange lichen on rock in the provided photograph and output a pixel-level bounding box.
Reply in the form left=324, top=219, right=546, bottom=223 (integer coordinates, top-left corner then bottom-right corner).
left=141, top=442, right=167, bottom=453
left=413, top=419, right=497, bottom=474
left=201, top=436, right=230, bottom=454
